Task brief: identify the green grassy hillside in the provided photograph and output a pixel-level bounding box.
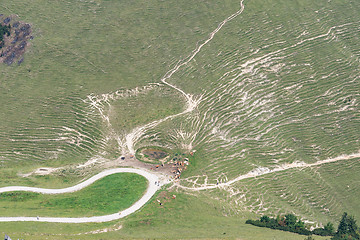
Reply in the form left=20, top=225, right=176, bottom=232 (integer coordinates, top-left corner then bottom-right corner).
left=0, top=0, right=359, bottom=238
left=0, top=173, right=147, bottom=217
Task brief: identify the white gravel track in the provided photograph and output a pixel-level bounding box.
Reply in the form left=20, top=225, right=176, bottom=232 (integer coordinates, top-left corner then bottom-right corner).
left=0, top=168, right=167, bottom=223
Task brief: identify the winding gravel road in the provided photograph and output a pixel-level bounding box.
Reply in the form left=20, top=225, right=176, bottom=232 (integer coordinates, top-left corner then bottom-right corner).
left=0, top=168, right=168, bottom=223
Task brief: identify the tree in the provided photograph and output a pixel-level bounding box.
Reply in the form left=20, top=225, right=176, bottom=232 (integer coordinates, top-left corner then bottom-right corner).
left=260, top=215, right=270, bottom=223
left=332, top=212, right=360, bottom=240
left=0, top=24, right=11, bottom=48
left=285, top=213, right=298, bottom=227
left=325, top=222, right=335, bottom=234
left=295, top=219, right=305, bottom=229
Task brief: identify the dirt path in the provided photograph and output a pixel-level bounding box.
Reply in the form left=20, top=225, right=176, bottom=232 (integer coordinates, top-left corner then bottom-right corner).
left=0, top=168, right=170, bottom=223
left=177, top=151, right=360, bottom=191
left=123, top=0, right=246, bottom=154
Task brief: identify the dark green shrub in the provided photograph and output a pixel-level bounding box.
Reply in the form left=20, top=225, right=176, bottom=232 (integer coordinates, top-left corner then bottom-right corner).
left=332, top=213, right=360, bottom=240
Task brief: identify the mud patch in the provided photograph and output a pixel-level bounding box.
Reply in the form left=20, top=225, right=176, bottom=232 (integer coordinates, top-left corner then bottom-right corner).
left=141, top=149, right=168, bottom=160
left=0, top=14, right=33, bottom=65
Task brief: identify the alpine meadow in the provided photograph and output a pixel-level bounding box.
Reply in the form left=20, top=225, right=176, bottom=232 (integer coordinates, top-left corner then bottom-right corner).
left=0, top=0, right=359, bottom=239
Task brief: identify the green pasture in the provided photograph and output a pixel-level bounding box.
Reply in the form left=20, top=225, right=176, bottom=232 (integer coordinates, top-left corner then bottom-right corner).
left=0, top=189, right=328, bottom=240
left=0, top=0, right=237, bottom=169
left=140, top=0, right=360, bottom=224
left=0, top=164, right=109, bottom=189
left=0, top=0, right=359, bottom=238
left=0, top=173, right=147, bottom=217
left=107, top=86, right=185, bottom=133
left=153, top=0, right=360, bottom=176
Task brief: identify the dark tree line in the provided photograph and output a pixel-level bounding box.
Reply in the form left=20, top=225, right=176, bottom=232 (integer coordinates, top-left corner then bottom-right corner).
left=246, top=212, right=360, bottom=239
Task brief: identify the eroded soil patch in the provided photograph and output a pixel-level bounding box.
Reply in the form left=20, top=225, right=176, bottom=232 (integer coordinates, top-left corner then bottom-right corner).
left=0, top=14, right=33, bottom=65
left=142, top=149, right=168, bottom=160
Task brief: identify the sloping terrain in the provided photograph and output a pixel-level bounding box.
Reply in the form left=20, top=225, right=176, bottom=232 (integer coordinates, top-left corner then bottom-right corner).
left=126, top=0, right=360, bottom=225
left=0, top=0, right=359, bottom=238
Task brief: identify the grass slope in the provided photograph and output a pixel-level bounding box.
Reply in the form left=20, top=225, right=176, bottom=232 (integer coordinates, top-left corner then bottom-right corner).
left=143, top=0, right=360, bottom=224
left=0, top=190, right=328, bottom=240
left=0, top=0, right=359, bottom=238
left=0, top=173, right=147, bottom=217
left=0, top=0, right=237, bottom=169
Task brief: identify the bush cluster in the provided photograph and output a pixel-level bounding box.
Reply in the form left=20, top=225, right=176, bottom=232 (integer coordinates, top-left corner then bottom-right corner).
left=247, top=212, right=360, bottom=239
left=246, top=214, right=334, bottom=237
left=331, top=212, right=360, bottom=240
